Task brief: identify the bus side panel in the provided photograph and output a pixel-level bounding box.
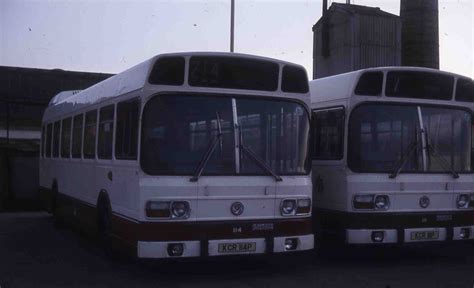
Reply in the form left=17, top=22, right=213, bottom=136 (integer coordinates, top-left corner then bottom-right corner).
left=312, top=163, right=348, bottom=211
left=107, top=163, right=140, bottom=220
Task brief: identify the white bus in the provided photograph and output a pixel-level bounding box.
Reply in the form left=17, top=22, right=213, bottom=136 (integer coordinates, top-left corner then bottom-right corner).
left=310, top=67, right=474, bottom=245
left=39, top=52, right=314, bottom=259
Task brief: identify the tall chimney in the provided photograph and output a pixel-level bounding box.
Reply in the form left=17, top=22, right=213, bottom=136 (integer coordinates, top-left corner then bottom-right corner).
left=400, top=0, right=439, bottom=69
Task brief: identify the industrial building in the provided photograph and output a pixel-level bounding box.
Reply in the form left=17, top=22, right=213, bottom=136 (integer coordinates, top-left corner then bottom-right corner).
left=313, top=0, right=440, bottom=79
left=0, top=66, right=112, bottom=210
left=312, top=2, right=401, bottom=79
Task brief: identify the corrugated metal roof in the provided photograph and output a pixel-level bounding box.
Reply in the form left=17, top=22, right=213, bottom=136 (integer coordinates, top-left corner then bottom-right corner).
left=332, top=3, right=399, bottom=18
left=313, top=3, right=399, bottom=30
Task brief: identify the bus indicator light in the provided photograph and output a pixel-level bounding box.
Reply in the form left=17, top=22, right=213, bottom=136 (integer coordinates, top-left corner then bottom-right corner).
left=459, top=228, right=471, bottom=239
left=167, top=243, right=184, bottom=257
left=371, top=231, right=385, bottom=242
left=146, top=201, right=171, bottom=218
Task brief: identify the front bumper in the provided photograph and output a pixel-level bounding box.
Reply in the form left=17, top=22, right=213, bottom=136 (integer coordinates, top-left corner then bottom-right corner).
left=317, top=210, right=474, bottom=245
left=137, top=234, right=314, bottom=258
left=131, top=218, right=313, bottom=258
left=346, top=226, right=474, bottom=244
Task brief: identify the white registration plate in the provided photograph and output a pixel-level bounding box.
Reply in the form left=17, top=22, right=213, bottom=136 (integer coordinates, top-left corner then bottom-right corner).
left=410, top=230, right=439, bottom=241
left=218, top=242, right=257, bottom=254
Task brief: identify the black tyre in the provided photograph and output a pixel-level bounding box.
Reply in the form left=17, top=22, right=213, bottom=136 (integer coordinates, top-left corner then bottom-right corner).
left=52, top=186, right=65, bottom=229
left=97, top=199, right=114, bottom=258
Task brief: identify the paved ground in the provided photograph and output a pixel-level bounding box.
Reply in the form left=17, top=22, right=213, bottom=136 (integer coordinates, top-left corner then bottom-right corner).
left=0, top=212, right=473, bottom=288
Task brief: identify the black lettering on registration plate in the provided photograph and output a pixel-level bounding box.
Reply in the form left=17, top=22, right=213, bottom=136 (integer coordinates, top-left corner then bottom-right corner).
left=218, top=242, right=256, bottom=253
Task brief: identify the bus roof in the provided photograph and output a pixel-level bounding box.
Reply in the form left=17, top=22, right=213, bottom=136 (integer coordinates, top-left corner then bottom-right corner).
left=43, top=52, right=309, bottom=122
left=309, top=66, right=473, bottom=107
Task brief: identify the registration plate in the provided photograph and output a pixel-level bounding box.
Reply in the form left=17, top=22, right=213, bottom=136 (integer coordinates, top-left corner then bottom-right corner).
left=218, top=242, right=257, bottom=253
left=410, top=230, right=439, bottom=241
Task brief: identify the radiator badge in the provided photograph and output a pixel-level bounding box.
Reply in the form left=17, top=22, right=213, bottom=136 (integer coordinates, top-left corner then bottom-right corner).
left=419, top=196, right=430, bottom=209
left=231, top=202, right=244, bottom=216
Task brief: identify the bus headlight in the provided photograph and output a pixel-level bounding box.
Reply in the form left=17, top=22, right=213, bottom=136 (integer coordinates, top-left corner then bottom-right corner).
left=353, top=194, right=390, bottom=210
left=374, top=195, right=390, bottom=210
left=281, top=199, right=296, bottom=216
left=281, top=199, right=311, bottom=216
left=171, top=201, right=190, bottom=218
left=146, top=201, right=190, bottom=219
left=457, top=194, right=470, bottom=209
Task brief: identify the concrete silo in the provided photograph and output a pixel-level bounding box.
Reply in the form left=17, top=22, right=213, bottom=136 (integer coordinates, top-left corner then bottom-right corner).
left=400, top=0, right=440, bottom=69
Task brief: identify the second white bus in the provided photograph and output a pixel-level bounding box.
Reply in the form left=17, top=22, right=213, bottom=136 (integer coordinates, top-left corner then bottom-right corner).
left=310, top=67, right=474, bottom=245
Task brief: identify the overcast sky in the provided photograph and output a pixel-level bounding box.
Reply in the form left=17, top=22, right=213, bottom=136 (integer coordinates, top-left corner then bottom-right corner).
left=1, top=0, right=473, bottom=78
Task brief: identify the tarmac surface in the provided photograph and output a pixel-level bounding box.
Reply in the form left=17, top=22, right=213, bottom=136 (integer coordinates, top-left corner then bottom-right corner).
left=0, top=212, right=473, bottom=288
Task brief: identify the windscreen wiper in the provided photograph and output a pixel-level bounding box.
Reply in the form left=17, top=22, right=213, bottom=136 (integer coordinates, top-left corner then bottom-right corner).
left=426, top=141, right=460, bottom=179
left=237, top=125, right=282, bottom=182
left=190, top=112, right=223, bottom=182
left=389, top=140, right=418, bottom=179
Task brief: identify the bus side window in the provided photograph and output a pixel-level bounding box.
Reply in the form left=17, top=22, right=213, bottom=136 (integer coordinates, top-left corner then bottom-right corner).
left=72, top=114, right=84, bottom=159
left=46, top=123, right=52, bottom=158
left=115, top=98, right=139, bottom=160
left=312, top=107, right=345, bottom=160
left=83, top=110, right=97, bottom=159
left=61, top=117, right=72, bottom=158
left=53, top=121, right=61, bottom=158
left=41, top=125, right=46, bottom=158
left=98, top=105, right=115, bottom=159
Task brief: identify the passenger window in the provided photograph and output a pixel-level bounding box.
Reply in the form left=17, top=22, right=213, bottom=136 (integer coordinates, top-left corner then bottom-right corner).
left=46, top=123, right=52, bottom=158
left=98, top=105, right=115, bottom=159
left=312, top=108, right=345, bottom=160
left=83, top=110, right=97, bottom=159
left=72, top=114, right=84, bottom=158
left=41, top=126, right=46, bottom=158
left=61, top=118, right=72, bottom=158
left=116, top=98, right=139, bottom=160
left=53, top=121, right=61, bottom=158
left=355, top=72, right=383, bottom=96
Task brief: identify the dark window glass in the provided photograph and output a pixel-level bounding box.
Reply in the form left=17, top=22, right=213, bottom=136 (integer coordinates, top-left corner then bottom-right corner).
left=386, top=71, right=454, bottom=100
left=455, top=78, right=474, bottom=102
left=83, top=110, right=97, bottom=159
left=236, top=98, right=310, bottom=174
left=61, top=118, right=72, bottom=158
left=46, top=123, right=52, bottom=158
left=189, top=56, right=279, bottom=91
left=53, top=121, right=60, bottom=158
left=355, top=72, right=383, bottom=96
left=141, top=95, right=235, bottom=175
left=281, top=65, right=309, bottom=93
left=148, top=57, right=185, bottom=85
left=41, top=126, right=46, bottom=157
left=98, top=105, right=115, bottom=159
left=348, top=103, right=471, bottom=173
left=116, top=98, right=139, bottom=160
left=72, top=114, right=83, bottom=158
left=312, top=108, right=345, bottom=160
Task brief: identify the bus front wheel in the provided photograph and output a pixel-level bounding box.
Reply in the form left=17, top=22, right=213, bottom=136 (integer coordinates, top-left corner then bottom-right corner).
left=97, top=197, right=114, bottom=258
